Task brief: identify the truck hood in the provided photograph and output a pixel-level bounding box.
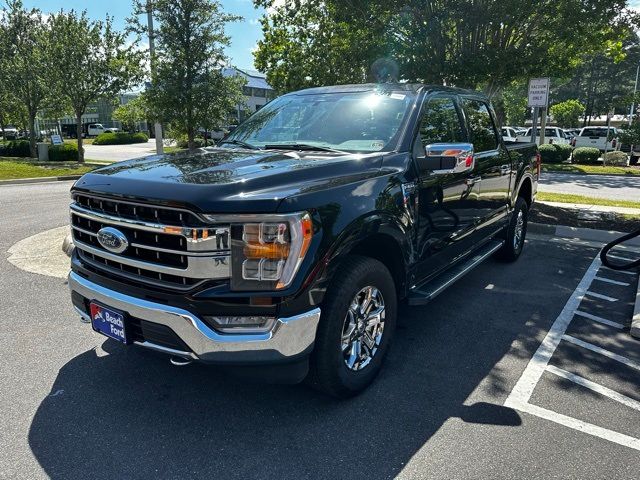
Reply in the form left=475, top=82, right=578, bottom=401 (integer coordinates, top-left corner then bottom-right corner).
left=73, top=147, right=386, bottom=213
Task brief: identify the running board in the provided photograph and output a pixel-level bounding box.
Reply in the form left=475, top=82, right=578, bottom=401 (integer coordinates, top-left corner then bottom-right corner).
left=407, top=240, right=504, bottom=305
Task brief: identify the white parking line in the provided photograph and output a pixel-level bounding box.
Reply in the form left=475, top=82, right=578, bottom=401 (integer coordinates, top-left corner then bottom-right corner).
left=505, top=255, right=600, bottom=406
left=585, top=291, right=618, bottom=302
left=602, top=268, right=637, bottom=276
left=514, top=402, right=640, bottom=451
left=546, top=365, right=640, bottom=412
left=505, top=255, right=640, bottom=452
left=562, top=335, right=640, bottom=371
left=574, top=310, right=625, bottom=329
left=594, top=276, right=630, bottom=287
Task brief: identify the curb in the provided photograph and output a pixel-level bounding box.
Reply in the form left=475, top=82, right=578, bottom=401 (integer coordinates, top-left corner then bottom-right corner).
left=528, top=222, right=640, bottom=247
left=0, top=175, right=81, bottom=186
left=632, top=280, right=640, bottom=339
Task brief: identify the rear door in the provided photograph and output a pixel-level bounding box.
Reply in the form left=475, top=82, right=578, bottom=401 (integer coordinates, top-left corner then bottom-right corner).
left=413, top=95, right=483, bottom=281
left=460, top=97, right=511, bottom=239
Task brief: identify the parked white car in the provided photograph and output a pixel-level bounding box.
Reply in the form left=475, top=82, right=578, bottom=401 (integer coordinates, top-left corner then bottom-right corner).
left=572, top=127, right=618, bottom=152
left=501, top=126, right=518, bottom=142
left=516, top=127, right=569, bottom=145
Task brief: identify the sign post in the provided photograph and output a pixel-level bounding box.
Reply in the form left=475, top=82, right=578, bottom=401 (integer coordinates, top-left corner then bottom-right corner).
left=528, top=78, right=550, bottom=145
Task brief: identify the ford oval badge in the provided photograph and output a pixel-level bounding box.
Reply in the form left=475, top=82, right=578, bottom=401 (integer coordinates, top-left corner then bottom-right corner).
left=97, top=227, right=129, bottom=254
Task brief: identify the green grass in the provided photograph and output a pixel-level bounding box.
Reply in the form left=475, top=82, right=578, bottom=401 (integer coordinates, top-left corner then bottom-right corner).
left=0, top=158, right=96, bottom=180
left=537, top=192, right=640, bottom=209
left=542, top=163, right=640, bottom=175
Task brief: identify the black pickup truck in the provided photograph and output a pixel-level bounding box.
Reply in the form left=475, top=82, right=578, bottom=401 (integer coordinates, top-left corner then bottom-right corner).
left=68, top=84, right=539, bottom=397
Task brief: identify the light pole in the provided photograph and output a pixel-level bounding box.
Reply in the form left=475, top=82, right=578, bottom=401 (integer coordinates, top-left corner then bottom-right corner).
left=147, top=2, right=164, bottom=154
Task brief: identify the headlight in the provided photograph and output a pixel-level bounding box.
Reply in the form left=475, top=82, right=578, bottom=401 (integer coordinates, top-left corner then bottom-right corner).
left=204, top=212, right=313, bottom=291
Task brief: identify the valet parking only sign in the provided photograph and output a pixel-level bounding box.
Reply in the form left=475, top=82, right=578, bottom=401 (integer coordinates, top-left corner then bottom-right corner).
left=528, top=78, right=550, bottom=108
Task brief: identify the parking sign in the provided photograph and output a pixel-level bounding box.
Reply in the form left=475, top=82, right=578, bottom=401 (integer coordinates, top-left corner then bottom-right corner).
left=528, top=78, right=550, bottom=107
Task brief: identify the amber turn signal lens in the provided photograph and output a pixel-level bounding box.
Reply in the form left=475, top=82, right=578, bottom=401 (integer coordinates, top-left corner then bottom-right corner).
left=243, top=242, right=291, bottom=259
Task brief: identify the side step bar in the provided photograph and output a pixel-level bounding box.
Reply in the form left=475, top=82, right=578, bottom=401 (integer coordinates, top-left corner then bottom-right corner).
left=407, top=239, right=504, bottom=305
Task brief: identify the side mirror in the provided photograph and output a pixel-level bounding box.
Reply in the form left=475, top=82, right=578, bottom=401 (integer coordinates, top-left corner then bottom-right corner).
left=417, top=143, right=475, bottom=175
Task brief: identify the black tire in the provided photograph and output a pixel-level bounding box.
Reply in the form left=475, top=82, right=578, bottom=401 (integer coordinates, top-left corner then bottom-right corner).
left=308, top=255, right=397, bottom=398
left=497, top=197, right=529, bottom=262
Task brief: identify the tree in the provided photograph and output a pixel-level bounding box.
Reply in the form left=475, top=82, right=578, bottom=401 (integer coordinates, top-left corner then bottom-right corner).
left=197, top=69, right=245, bottom=146
left=550, top=99, right=585, bottom=128
left=129, top=0, right=243, bottom=151
left=0, top=0, right=53, bottom=156
left=254, top=0, right=636, bottom=97
left=500, top=82, right=529, bottom=126
left=49, top=11, right=143, bottom=162
left=113, top=95, right=149, bottom=132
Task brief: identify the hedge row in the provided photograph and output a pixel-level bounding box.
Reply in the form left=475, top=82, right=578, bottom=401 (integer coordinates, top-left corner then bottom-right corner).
left=572, top=147, right=600, bottom=165
left=49, top=143, right=79, bottom=162
left=93, top=132, right=149, bottom=145
left=0, top=140, right=31, bottom=157
left=538, top=143, right=573, bottom=164
left=0, top=139, right=79, bottom=161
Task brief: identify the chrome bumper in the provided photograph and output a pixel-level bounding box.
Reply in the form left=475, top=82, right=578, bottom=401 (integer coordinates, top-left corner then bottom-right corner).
left=68, top=272, right=321, bottom=363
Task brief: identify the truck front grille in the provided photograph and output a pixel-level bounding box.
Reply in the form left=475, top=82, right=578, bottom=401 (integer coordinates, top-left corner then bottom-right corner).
left=71, top=193, right=230, bottom=290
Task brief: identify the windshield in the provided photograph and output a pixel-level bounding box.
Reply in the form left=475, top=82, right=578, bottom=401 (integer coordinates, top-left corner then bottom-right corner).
left=222, top=90, right=414, bottom=153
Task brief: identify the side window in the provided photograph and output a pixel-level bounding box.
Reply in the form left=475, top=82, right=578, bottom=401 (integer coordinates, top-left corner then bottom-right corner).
left=419, top=97, right=465, bottom=146
left=462, top=99, right=499, bottom=152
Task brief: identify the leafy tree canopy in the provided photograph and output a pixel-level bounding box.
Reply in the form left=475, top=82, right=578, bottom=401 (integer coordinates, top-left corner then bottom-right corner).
left=550, top=99, right=586, bottom=128
left=254, top=0, right=638, bottom=96
left=48, top=10, right=144, bottom=162
left=129, top=0, right=243, bottom=150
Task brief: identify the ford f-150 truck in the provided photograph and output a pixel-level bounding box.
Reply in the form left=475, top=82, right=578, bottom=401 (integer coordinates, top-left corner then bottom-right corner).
left=68, top=84, right=539, bottom=397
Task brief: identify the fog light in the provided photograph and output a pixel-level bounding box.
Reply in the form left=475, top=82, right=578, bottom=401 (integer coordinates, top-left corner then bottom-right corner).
left=206, top=315, right=275, bottom=333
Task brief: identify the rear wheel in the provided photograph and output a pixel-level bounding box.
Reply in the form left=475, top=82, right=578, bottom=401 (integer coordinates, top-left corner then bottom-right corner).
left=497, top=197, right=529, bottom=262
left=308, top=256, right=397, bottom=398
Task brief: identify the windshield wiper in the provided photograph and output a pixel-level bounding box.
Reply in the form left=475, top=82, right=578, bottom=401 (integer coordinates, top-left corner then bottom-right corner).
left=264, top=143, right=346, bottom=153
left=218, top=139, right=259, bottom=150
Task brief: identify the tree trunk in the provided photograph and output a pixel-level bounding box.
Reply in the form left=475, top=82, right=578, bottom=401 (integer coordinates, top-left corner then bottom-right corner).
left=76, top=113, right=84, bottom=163
left=187, top=126, right=196, bottom=152
left=29, top=113, right=37, bottom=158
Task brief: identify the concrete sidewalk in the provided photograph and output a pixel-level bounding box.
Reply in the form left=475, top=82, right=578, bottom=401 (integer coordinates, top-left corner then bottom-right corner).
left=538, top=200, right=640, bottom=216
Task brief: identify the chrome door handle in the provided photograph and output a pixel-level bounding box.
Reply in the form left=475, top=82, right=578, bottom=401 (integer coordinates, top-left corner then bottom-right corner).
left=500, top=165, right=512, bottom=175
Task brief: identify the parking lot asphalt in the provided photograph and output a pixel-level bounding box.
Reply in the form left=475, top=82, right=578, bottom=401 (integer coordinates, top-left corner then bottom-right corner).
left=539, top=172, right=640, bottom=202
left=1, top=181, right=639, bottom=480
left=83, top=139, right=160, bottom=162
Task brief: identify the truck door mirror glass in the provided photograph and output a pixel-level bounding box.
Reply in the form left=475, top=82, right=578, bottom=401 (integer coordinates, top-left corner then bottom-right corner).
left=417, top=143, right=475, bottom=175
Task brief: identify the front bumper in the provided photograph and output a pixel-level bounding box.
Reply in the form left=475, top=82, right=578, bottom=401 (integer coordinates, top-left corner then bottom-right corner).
left=68, top=271, right=321, bottom=364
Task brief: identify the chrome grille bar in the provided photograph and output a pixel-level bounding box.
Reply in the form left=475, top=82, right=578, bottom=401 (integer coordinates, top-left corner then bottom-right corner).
left=70, top=193, right=232, bottom=289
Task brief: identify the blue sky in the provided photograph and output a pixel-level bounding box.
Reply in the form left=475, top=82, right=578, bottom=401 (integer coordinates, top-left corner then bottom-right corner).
left=23, top=0, right=265, bottom=69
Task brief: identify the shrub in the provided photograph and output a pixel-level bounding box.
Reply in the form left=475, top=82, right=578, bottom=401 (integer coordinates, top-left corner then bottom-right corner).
left=93, top=132, right=149, bottom=145
left=176, top=136, right=207, bottom=149
left=48, top=143, right=79, bottom=162
left=572, top=147, right=601, bottom=164
left=553, top=143, right=573, bottom=162
left=538, top=144, right=563, bottom=164
left=0, top=140, right=31, bottom=157
left=603, top=150, right=628, bottom=166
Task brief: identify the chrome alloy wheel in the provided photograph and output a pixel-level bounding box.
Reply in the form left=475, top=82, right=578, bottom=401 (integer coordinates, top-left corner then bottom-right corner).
left=513, top=209, right=525, bottom=251
left=341, top=286, right=386, bottom=371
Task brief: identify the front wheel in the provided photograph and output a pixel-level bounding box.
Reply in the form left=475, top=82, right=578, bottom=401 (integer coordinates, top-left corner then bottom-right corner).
left=497, top=197, right=529, bottom=262
left=308, top=256, right=397, bottom=398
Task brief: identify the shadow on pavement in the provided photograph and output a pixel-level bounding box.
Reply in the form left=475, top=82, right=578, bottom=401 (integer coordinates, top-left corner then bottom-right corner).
left=27, top=240, right=596, bottom=480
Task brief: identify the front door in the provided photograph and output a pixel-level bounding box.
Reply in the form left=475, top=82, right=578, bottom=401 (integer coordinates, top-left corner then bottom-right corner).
left=460, top=98, right=511, bottom=240
left=413, top=95, right=483, bottom=283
